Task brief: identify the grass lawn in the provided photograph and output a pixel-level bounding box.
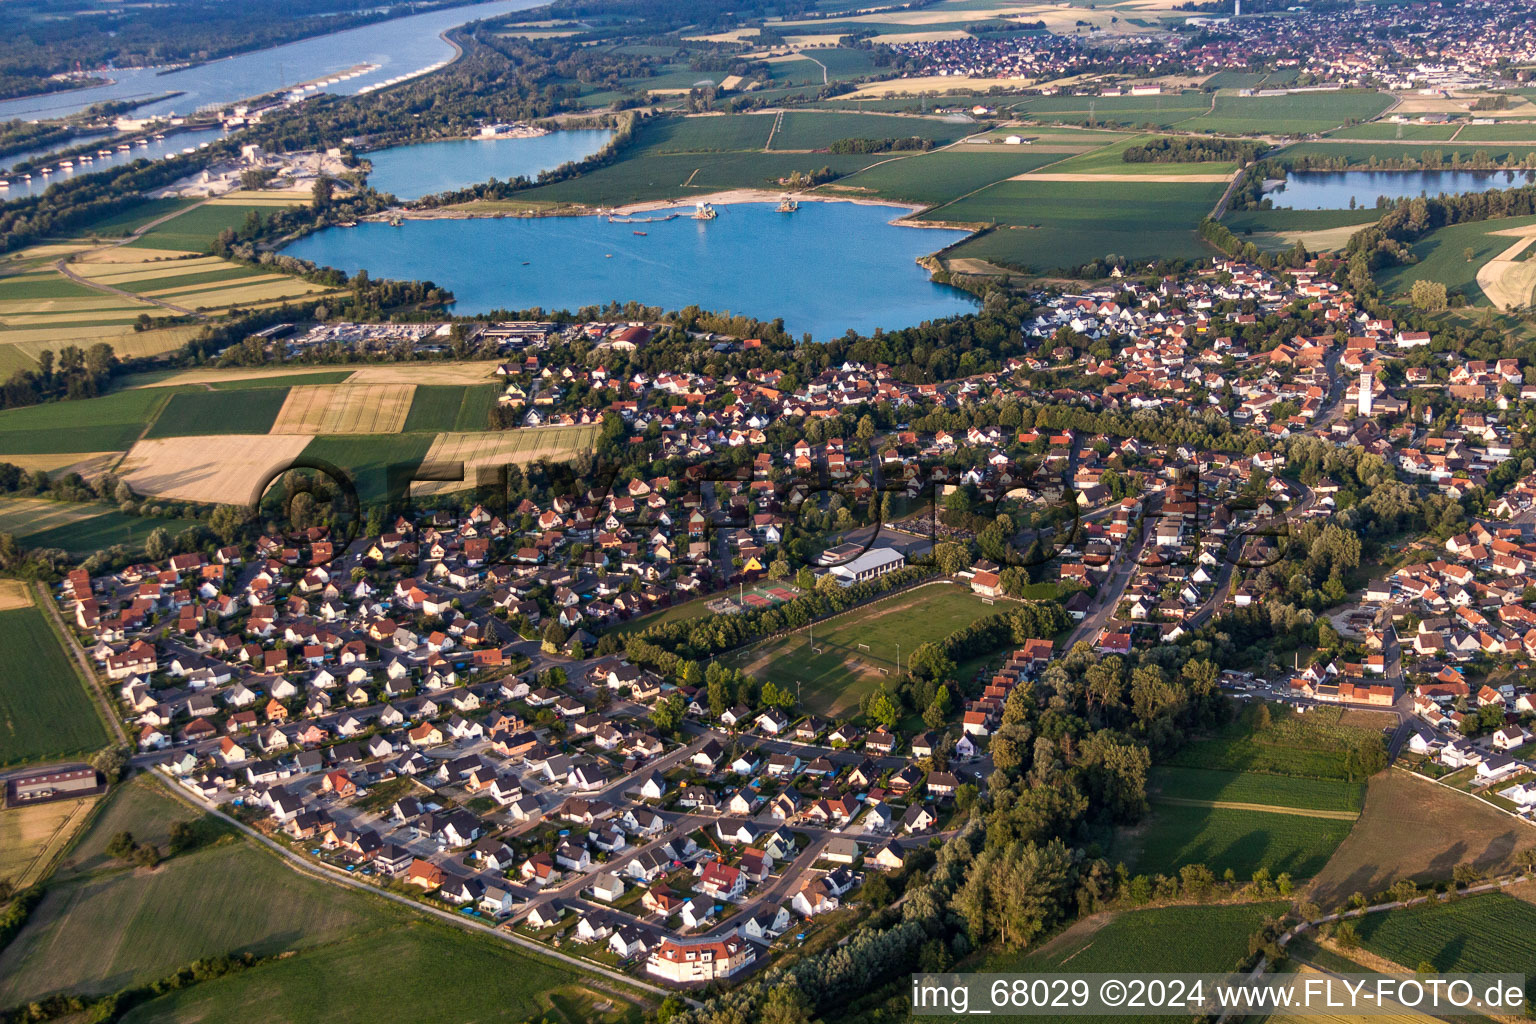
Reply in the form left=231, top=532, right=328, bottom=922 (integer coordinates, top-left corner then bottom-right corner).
left=1355, top=892, right=1536, bottom=1002
left=1149, top=766, right=1366, bottom=812
left=724, top=584, right=997, bottom=715
left=0, top=604, right=108, bottom=765
left=144, top=387, right=290, bottom=438
left=923, top=177, right=1226, bottom=270
left=1122, top=802, right=1354, bottom=881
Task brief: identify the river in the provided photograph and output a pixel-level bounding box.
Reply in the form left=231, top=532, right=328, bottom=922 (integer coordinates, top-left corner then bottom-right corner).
left=365, top=131, right=615, bottom=200
left=0, top=0, right=545, bottom=121
left=0, top=128, right=229, bottom=200
left=284, top=201, right=978, bottom=339
left=1272, top=169, right=1536, bottom=210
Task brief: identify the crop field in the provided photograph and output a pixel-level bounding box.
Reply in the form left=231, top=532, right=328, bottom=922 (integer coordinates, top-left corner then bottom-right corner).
left=724, top=584, right=997, bottom=715
left=923, top=177, right=1226, bottom=270
left=1122, top=801, right=1354, bottom=880
left=0, top=795, right=100, bottom=890
left=1457, top=122, right=1536, bottom=142
left=1160, top=703, right=1383, bottom=781
left=516, top=149, right=884, bottom=207
left=0, top=386, right=172, bottom=455
left=1149, top=766, right=1365, bottom=812
left=0, top=604, right=108, bottom=765
left=1223, top=207, right=1379, bottom=252
left=118, top=433, right=313, bottom=505
left=58, top=775, right=197, bottom=879
left=1192, top=90, right=1394, bottom=135
left=1326, top=122, right=1462, bottom=141
left=1376, top=213, right=1536, bottom=307
left=412, top=425, right=601, bottom=495
left=634, top=113, right=776, bottom=154
left=301, top=433, right=437, bottom=505
left=144, top=386, right=291, bottom=438
left=1038, top=133, right=1240, bottom=176
left=766, top=110, right=974, bottom=151
left=1005, top=92, right=1211, bottom=128
left=1354, top=893, right=1536, bottom=1001
left=119, top=920, right=643, bottom=1024
left=401, top=384, right=500, bottom=433
left=1001, top=902, right=1287, bottom=974
left=825, top=148, right=1070, bottom=204
left=269, top=383, right=416, bottom=435
left=126, top=202, right=298, bottom=253
left=1308, top=770, right=1536, bottom=908
left=71, top=198, right=198, bottom=238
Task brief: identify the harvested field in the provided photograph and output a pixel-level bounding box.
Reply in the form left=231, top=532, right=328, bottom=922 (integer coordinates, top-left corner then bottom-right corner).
left=1307, top=769, right=1536, bottom=908
left=269, top=384, right=416, bottom=435
left=117, top=434, right=313, bottom=504
left=0, top=796, right=101, bottom=890
left=0, top=496, right=109, bottom=539
left=0, top=452, right=121, bottom=479
left=413, top=425, right=600, bottom=493
left=1475, top=226, right=1536, bottom=311
left=0, top=579, right=31, bottom=610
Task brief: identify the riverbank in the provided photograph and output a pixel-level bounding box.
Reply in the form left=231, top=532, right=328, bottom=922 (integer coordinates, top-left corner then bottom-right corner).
left=370, top=187, right=960, bottom=229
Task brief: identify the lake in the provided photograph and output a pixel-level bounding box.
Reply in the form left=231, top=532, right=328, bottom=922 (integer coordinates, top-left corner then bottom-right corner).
left=1272, top=169, right=1536, bottom=210
left=0, top=0, right=544, bottom=121
left=0, top=128, right=229, bottom=201
left=284, top=202, right=978, bottom=339
left=365, top=131, right=615, bottom=201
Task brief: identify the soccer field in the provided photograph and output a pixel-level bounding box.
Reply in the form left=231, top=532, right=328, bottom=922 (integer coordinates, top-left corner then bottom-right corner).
left=726, top=583, right=996, bottom=714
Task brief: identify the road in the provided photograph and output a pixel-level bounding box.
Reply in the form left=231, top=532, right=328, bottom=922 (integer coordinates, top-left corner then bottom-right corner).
left=1064, top=498, right=1154, bottom=649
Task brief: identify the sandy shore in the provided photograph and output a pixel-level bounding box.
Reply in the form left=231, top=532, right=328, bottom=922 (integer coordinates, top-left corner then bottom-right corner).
left=606, top=188, right=942, bottom=225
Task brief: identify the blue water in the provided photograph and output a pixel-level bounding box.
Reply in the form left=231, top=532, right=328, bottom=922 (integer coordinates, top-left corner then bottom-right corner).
left=284, top=202, right=978, bottom=339
left=0, top=0, right=543, bottom=121
left=1273, top=169, right=1536, bottom=210
left=0, top=128, right=229, bottom=200
left=365, top=131, right=615, bottom=200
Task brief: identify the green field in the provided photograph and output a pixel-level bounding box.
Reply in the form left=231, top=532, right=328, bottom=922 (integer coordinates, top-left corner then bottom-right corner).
left=634, top=113, right=776, bottom=154
left=1003, top=902, right=1287, bottom=973
left=1161, top=704, right=1383, bottom=781
left=145, top=387, right=290, bottom=438
left=127, top=204, right=292, bottom=252
left=767, top=111, right=973, bottom=151
left=982, top=903, right=1287, bottom=1023
left=400, top=384, right=500, bottom=433
left=120, top=919, right=642, bottom=1024
left=301, top=433, right=436, bottom=505
left=924, top=177, right=1226, bottom=270
left=1192, top=90, right=1393, bottom=135
left=1376, top=213, right=1536, bottom=305
left=22, top=509, right=205, bottom=556
left=827, top=148, right=1067, bottom=205
left=1326, top=122, right=1463, bottom=141
left=0, top=386, right=171, bottom=454
left=1224, top=208, right=1381, bottom=234
left=516, top=150, right=883, bottom=207
left=0, top=604, right=108, bottom=765
left=206, top=371, right=355, bottom=390
left=1354, top=893, right=1536, bottom=1001
left=1123, top=801, right=1354, bottom=880
left=1043, top=133, right=1240, bottom=176
left=1457, top=122, right=1536, bottom=142
left=0, top=779, right=632, bottom=1023
left=724, top=584, right=998, bottom=715
left=1006, top=92, right=1211, bottom=129
left=72, top=198, right=199, bottom=238
left=1149, top=766, right=1366, bottom=812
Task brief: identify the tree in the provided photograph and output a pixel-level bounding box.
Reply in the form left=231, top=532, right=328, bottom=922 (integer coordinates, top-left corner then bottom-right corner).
left=1410, top=279, right=1447, bottom=313
left=144, top=527, right=172, bottom=561
left=91, top=745, right=131, bottom=784
left=106, top=831, right=137, bottom=863
left=869, top=691, right=900, bottom=730
left=760, top=983, right=813, bottom=1024
left=923, top=685, right=953, bottom=729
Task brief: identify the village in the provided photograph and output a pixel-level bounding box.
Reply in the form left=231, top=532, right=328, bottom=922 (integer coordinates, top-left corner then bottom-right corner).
left=30, top=251, right=1536, bottom=988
